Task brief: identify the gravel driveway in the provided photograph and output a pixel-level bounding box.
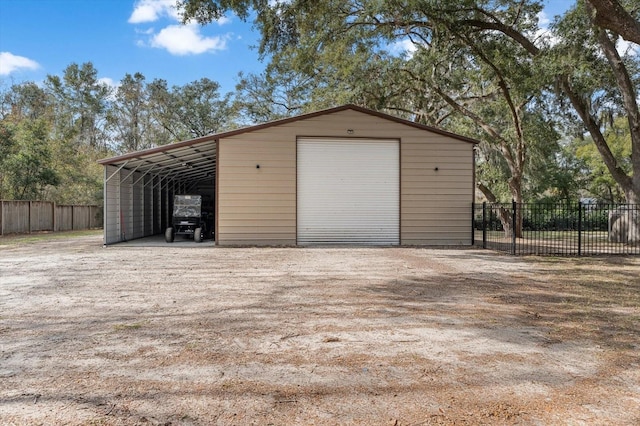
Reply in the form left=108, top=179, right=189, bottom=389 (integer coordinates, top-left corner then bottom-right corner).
left=1, top=233, right=639, bottom=425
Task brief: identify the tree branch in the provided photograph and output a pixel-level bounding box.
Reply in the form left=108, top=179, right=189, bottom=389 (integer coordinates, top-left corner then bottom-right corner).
left=558, top=75, right=633, bottom=194
left=586, top=0, right=640, bottom=45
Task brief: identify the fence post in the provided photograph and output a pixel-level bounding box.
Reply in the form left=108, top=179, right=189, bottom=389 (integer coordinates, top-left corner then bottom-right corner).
left=577, top=201, right=582, bottom=256
left=482, top=202, right=487, bottom=249
left=512, top=200, right=517, bottom=255
left=0, top=200, right=3, bottom=236
left=28, top=200, right=32, bottom=234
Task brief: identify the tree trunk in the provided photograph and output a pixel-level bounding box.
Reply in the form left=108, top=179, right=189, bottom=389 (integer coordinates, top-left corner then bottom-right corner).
left=477, top=182, right=523, bottom=239
left=586, top=0, right=640, bottom=45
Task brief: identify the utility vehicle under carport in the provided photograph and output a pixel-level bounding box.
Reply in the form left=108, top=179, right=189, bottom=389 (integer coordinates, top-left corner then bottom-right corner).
left=165, top=195, right=212, bottom=243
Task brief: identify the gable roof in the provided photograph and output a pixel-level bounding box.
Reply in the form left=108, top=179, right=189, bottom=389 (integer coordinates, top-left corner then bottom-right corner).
left=98, top=104, right=478, bottom=184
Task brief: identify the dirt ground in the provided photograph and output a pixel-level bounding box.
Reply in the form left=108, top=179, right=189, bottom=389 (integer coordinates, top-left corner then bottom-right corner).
left=1, top=232, right=639, bottom=425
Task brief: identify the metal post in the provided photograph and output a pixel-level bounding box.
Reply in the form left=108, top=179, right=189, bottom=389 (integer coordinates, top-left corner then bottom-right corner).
left=482, top=202, right=487, bottom=249
left=577, top=201, right=582, bottom=256
left=512, top=200, right=517, bottom=255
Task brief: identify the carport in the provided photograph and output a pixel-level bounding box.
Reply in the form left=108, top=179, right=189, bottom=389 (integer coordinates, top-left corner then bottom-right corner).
left=99, top=137, right=217, bottom=245
left=100, top=104, right=477, bottom=246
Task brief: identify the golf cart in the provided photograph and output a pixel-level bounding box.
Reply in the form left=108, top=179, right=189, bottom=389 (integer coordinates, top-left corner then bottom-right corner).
left=165, top=194, right=211, bottom=243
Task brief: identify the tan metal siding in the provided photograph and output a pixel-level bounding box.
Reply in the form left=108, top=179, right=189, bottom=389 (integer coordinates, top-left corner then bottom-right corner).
left=217, top=138, right=296, bottom=245
left=217, top=109, right=473, bottom=246
left=402, top=137, right=473, bottom=245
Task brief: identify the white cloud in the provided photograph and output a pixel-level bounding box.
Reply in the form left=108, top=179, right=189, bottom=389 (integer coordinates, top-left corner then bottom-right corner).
left=534, top=10, right=558, bottom=48
left=135, top=27, right=155, bottom=35
left=389, top=39, right=418, bottom=57
left=537, top=10, right=551, bottom=27
left=128, top=0, right=179, bottom=23
left=150, top=24, right=227, bottom=55
left=128, top=0, right=232, bottom=55
left=0, top=52, right=40, bottom=75
left=216, top=15, right=231, bottom=25
left=129, top=0, right=231, bottom=24
left=98, top=77, right=118, bottom=88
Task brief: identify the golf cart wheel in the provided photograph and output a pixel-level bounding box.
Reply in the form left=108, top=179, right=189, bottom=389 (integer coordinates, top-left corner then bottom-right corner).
left=165, top=227, right=175, bottom=243
left=194, top=227, right=203, bottom=243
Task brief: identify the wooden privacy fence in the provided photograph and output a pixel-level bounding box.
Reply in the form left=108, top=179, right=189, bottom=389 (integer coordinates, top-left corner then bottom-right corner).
left=0, top=200, right=101, bottom=236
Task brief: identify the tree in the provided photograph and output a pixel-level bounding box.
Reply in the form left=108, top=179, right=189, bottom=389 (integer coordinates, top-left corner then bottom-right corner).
left=2, top=119, right=59, bottom=200
left=0, top=82, right=54, bottom=198
left=549, top=0, right=640, bottom=205
left=586, top=0, right=640, bottom=45
left=109, top=72, right=158, bottom=153
left=0, top=121, right=16, bottom=199
left=573, top=117, right=632, bottom=202
left=148, top=77, right=238, bottom=141
left=180, top=0, right=566, bottom=237
left=235, top=68, right=313, bottom=123
left=180, top=0, right=640, bottom=209
left=46, top=62, right=112, bottom=149
left=0, top=82, right=50, bottom=121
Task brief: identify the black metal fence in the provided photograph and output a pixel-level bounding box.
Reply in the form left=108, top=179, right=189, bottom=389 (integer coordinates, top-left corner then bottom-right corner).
left=473, top=202, right=640, bottom=256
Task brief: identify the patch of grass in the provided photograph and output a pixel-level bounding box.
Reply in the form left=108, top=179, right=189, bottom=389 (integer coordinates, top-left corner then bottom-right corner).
left=0, top=229, right=102, bottom=246
left=113, top=323, right=144, bottom=332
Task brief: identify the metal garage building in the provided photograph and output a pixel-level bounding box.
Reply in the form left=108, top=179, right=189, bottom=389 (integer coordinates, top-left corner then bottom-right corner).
left=99, top=104, right=477, bottom=246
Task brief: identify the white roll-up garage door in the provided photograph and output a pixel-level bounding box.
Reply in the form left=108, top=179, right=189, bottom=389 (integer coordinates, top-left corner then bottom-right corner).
left=297, top=138, right=399, bottom=245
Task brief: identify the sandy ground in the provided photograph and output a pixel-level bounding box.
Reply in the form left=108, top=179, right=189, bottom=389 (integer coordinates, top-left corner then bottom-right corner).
left=1, top=233, right=639, bottom=425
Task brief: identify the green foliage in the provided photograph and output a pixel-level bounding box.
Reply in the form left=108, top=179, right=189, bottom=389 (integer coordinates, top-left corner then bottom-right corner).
left=109, top=72, right=152, bottom=153
left=573, top=117, right=633, bottom=202
left=46, top=62, right=112, bottom=149
left=1, top=119, right=59, bottom=200
left=179, top=0, right=640, bottom=205
left=1, top=62, right=239, bottom=205
left=3, top=0, right=640, bottom=207
left=148, top=77, right=238, bottom=140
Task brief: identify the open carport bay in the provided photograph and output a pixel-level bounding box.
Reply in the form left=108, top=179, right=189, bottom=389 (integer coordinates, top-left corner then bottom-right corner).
left=1, top=234, right=639, bottom=425
left=101, top=137, right=216, bottom=245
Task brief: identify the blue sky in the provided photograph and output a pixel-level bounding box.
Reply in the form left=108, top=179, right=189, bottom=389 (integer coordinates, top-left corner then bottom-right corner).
left=0, top=0, right=264, bottom=93
left=0, top=0, right=571, bottom=94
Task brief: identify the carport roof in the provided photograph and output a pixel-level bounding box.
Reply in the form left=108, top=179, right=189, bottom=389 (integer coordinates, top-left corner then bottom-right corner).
left=98, top=104, right=478, bottom=181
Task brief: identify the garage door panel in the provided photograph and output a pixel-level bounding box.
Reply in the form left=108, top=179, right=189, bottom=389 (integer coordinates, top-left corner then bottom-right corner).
left=297, top=138, right=399, bottom=245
